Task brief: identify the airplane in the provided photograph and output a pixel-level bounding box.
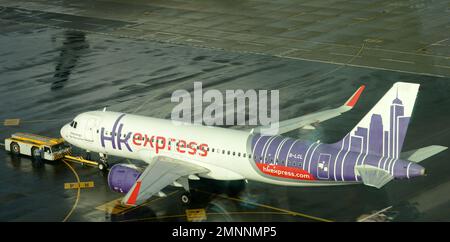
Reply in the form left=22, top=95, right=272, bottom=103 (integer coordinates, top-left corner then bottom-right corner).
left=60, top=82, right=447, bottom=206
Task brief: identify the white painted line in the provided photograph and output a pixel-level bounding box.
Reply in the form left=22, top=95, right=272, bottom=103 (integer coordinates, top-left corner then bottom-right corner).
left=430, top=38, right=449, bottom=46
left=330, top=52, right=362, bottom=58
left=239, top=41, right=265, bottom=47
left=49, top=18, right=71, bottom=23
left=278, top=55, right=445, bottom=78
left=381, top=58, right=415, bottom=64
left=278, top=48, right=311, bottom=56
left=185, top=38, right=204, bottom=43
left=2, top=17, right=446, bottom=78
left=434, top=64, right=450, bottom=69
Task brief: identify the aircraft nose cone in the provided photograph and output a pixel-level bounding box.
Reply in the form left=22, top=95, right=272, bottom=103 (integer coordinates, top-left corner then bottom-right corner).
left=60, top=124, right=68, bottom=139
left=408, top=163, right=425, bottom=178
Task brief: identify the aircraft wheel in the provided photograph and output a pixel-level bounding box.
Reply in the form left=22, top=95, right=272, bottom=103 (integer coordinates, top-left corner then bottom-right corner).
left=98, top=162, right=106, bottom=171
left=98, top=161, right=108, bottom=171
left=10, top=142, right=20, bottom=155
left=181, top=192, right=191, bottom=205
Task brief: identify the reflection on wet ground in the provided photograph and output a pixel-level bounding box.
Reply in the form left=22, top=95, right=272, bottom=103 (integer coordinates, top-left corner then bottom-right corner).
left=0, top=1, right=449, bottom=222
left=51, top=31, right=88, bottom=90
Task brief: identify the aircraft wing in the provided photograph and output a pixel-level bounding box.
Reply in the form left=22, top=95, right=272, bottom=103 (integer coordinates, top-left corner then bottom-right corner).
left=251, top=85, right=365, bottom=135
left=121, top=156, right=208, bottom=206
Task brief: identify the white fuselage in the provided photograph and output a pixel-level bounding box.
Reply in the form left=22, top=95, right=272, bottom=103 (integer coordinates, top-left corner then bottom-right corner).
left=60, top=111, right=354, bottom=186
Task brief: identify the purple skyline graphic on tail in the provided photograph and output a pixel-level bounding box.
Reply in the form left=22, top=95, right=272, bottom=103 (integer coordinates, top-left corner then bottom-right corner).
left=250, top=96, right=412, bottom=182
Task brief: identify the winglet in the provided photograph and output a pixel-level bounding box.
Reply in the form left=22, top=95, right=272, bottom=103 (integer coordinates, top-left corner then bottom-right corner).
left=345, top=85, right=365, bottom=107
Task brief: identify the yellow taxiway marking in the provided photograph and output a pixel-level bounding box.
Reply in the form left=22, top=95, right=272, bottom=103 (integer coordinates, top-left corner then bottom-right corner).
left=95, top=198, right=133, bottom=215
left=120, top=214, right=187, bottom=222
left=119, top=211, right=296, bottom=222
left=103, top=188, right=331, bottom=222
left=95, top=190, right=180, bottom=215
left=64, top=181, right=94, bottom=190
left=3, top=119, right=20, bottom=126
left=62, top=160, right=81, bottom=222
left=194, top=189, right=333, bottom=222
left=186, top=209, right=207, bottom=222
left=118, top=190, right=180, bottom=215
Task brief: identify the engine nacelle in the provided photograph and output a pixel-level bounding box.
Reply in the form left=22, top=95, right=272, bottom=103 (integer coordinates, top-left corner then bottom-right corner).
left=107, top=164, right=142, bottom=194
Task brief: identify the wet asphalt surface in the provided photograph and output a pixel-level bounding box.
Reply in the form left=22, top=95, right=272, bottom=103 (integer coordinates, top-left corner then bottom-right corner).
left=0, top=8, right=449, bottom=222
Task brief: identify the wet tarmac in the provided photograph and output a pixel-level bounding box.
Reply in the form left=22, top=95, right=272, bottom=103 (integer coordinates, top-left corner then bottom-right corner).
left=0, top=0, right=449, bottom=222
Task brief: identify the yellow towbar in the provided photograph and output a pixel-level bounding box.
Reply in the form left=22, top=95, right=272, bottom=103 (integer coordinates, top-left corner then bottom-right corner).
left=63, top=155, right=99, bottom=167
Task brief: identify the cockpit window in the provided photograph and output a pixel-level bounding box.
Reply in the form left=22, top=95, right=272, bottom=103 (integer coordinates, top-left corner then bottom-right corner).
left=70, top=121, right=78, bottom=128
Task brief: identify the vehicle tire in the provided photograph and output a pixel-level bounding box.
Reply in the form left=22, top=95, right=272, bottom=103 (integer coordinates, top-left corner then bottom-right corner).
left=31, top=147, right=41, bottom=160
left=181, top=192, right=191, bottom=205
left=10, top=142, right=20, bottom=155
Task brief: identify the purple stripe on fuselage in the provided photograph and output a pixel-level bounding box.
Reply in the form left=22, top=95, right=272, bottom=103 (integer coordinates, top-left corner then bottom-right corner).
left=277, top=138, right=295, bottom=166
left=263, top=136, right=285, bottom=164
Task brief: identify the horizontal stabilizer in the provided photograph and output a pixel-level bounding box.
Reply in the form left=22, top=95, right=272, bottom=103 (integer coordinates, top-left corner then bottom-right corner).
left=356, top=165, right=393, bottom=189
left=401, top=145, right=448, bottom=163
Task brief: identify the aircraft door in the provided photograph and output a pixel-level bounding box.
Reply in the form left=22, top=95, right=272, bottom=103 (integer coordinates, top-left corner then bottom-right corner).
left=84, top=117, right=98, bottom=143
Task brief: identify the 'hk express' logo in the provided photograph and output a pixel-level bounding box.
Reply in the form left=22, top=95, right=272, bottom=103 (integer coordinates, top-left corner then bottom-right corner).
left=100, top=114, right=133, bottom=152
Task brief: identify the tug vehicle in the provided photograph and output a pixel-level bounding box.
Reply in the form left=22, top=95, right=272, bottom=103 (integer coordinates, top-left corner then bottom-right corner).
left=5, top=132, right=71, bottom=160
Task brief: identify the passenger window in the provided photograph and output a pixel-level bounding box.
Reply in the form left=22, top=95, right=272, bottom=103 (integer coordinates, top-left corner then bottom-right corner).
left=238, top=152, right=241, bottom=157
left=243, top=153, right=246, bottom=158
left=44, top=147, right=51, bottom=153
left=232, top=151, right=235, bottom=156
left=212, top=148, right=215, bottom=152
left=74, top=122, right=77, bottom=128
left=249, top=154, right=252, bottom=158
left=222, top=150, right=225, bottom=154
left=227, top=151, right=230, bottom=155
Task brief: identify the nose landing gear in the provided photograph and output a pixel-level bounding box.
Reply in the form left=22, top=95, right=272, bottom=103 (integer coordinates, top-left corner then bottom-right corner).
left=98, top=153, right=109, bottom=171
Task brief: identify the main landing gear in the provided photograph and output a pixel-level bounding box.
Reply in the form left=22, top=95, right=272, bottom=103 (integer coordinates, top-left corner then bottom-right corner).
left=181, top=192, right=191, bottom=205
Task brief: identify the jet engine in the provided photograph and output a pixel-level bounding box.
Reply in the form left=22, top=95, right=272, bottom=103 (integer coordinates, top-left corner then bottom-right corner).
left=107, top=164, right=141, bottom=193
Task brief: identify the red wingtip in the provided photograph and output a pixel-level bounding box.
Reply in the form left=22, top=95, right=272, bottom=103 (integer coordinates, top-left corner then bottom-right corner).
left=346, top=85, right=365, bottom=107
left=126, top=181, right=142, bottom=205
